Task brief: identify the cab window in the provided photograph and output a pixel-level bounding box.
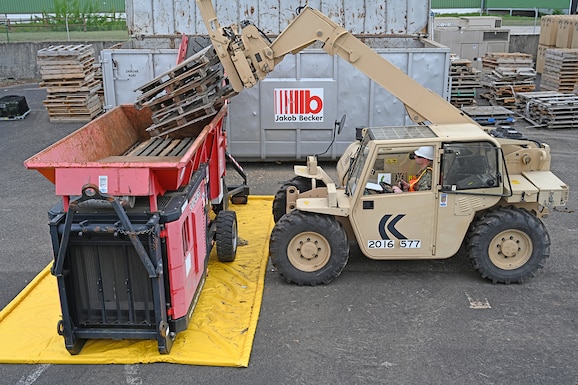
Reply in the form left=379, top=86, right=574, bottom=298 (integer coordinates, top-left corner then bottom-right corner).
left=441, top=142, right=500, bottom=191
left=365, top=149, right=432, bottom=194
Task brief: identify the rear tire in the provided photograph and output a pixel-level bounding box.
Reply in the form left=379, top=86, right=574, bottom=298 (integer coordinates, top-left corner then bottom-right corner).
left=466, top=206, right=550, bottom=284
left=270, top=211, right=349, bottom=285
left=215, top=210, right=237, bottom=262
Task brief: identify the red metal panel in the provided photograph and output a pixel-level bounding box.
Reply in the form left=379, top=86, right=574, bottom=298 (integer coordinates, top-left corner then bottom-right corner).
left=54, top=167, right=153, bottom=196
left=164, top=178, right=207, bottom=319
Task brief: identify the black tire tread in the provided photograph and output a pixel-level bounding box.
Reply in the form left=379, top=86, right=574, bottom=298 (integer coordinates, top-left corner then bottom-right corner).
left=466, top=206, right=550, bottom=284
left=269, top=211, right=349, bottom=285
left=215, top=210, right=237, bottom=262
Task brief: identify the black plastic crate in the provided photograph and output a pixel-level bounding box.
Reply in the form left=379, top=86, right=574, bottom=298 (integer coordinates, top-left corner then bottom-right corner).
left=0, top=95, right=30, bottom=119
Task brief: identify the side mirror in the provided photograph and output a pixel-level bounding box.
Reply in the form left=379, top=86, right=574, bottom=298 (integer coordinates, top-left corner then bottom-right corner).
left=335, top=114, right=346, bottom=135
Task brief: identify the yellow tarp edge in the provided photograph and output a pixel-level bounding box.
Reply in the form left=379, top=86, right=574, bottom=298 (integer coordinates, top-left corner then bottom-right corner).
left=0, top=196, right=274, bottom=367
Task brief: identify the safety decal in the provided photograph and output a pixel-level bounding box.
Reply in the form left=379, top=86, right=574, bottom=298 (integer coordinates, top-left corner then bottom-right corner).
left=378, top=214, right=407, bottom=240
left=368, top=214, right=422, bottom=249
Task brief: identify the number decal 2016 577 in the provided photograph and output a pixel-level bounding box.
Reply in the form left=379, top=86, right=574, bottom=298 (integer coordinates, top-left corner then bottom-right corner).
left=368, top=240, right=421, bottom=249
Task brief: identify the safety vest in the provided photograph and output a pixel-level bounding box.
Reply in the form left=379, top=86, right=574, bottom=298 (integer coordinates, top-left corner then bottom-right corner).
left=409, top=167, right=433, bottom=192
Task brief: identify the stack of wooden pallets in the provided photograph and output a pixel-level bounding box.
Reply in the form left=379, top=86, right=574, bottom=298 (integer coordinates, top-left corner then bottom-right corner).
left=481, top=53, right=536, bottom=106
left=449, top=59, right=481, bottom=107
left=517, top=91, right=578, bottom=129
left=37, top=44, right=102, bottom=122
left=540, top=48, right=578, bottom=93
left=135, top=45, right=236, bottom=137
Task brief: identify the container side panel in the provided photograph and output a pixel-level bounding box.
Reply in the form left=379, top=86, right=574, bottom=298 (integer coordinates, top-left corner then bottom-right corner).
left=320, top=0, right=345, bottom=30
left=255, top=0, right=281, bottom=34
left=359, top=1, right=386, bottom=35
left=279, top=0, right=298, bottom=31
left=129, top=0, right=154, bottom=36
left=174, top=0, right=198, bottom=34
left=152, top=0, right=174, bottom=35
left=127, top=0, right=429, bottom=36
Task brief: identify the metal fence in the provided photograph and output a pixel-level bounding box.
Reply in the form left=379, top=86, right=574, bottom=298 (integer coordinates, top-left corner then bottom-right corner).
left=0, top=0, right=125, bottom=13
left=432, top=0, right=569, bottom=11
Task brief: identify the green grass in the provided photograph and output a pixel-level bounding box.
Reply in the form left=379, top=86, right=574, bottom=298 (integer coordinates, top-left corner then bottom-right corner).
left=0, top=29, right=129, bottom=42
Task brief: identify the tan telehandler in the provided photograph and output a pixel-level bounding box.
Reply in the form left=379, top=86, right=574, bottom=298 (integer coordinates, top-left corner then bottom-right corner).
left=196, top=0, right=569, bottom=284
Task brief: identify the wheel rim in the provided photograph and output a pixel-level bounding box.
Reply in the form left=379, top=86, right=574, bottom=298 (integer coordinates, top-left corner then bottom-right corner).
left=488, top=229, right=533, bottom=270
left=287, top=231, right=331, bottom=272
left=232, top=220, right=238, bottom=253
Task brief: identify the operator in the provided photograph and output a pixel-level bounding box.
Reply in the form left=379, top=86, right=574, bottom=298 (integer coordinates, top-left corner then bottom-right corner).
left=392, top=146, right=434, bottom=193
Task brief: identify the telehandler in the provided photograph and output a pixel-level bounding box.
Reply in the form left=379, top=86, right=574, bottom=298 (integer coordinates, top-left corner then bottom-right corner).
left=196, top=0, right=569, bottom=285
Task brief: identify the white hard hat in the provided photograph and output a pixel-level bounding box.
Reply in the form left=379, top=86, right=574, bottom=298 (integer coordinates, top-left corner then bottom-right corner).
left=414, top=146, right=434, bottom=160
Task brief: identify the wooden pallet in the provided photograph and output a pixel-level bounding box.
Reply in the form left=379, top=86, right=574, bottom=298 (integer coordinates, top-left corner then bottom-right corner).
left=482, top=52, right=534, bottom=70
left=461, top=105, right=515, bottom=125
left=135, top=45, right=219, bottom=105
left=146, top=69, right=225, bottom=114
left=134, top=44, right=236, bottom=137
left=145, top=83, right=234, bottom=137
left=40, top=79, right=102, bottom=94
left=37, top=44, right=95, bottom=61
left=518, top=91, right=578, bottom=128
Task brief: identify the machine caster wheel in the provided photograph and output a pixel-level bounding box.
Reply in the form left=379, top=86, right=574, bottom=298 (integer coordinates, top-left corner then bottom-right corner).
left=215, top=210, right=238, bottom=262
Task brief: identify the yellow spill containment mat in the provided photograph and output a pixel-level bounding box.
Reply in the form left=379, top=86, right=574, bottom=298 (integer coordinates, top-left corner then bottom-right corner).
left=0, top=196, right=273, bottom=367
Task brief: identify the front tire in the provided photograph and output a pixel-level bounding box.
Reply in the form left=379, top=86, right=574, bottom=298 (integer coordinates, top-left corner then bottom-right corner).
left=466, top=206, right=550, bottom=284
left=269, top=211, right=349, bottom=285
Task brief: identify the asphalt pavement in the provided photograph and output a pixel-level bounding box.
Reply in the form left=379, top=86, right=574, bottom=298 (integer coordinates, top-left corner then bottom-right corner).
left=1, top=83, right=577, bottom=385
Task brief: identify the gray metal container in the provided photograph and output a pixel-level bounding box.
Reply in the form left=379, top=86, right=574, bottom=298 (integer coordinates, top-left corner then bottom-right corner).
left=101, top=40, right=450, bottom=160
left=104, top=0, right=450, bottom=160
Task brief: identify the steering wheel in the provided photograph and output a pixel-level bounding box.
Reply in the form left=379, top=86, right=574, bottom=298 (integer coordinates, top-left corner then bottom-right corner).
left=379, top=181, right=394, bottom=193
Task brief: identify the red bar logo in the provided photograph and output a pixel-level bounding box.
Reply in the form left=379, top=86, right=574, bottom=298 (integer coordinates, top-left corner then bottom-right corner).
left=274, top=88, right=324, bottom=122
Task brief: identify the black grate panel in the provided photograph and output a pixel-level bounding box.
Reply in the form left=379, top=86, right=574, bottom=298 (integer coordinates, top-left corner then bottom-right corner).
left=65, top=237, right=156, bottom=328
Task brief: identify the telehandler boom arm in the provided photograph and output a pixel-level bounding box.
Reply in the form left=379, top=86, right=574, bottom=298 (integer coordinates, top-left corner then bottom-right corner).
left=196, top=0, right=473, bottom=126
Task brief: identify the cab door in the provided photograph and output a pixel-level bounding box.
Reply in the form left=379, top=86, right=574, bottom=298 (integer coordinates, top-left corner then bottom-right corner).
left=350, top=145, right=438, bottom=260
